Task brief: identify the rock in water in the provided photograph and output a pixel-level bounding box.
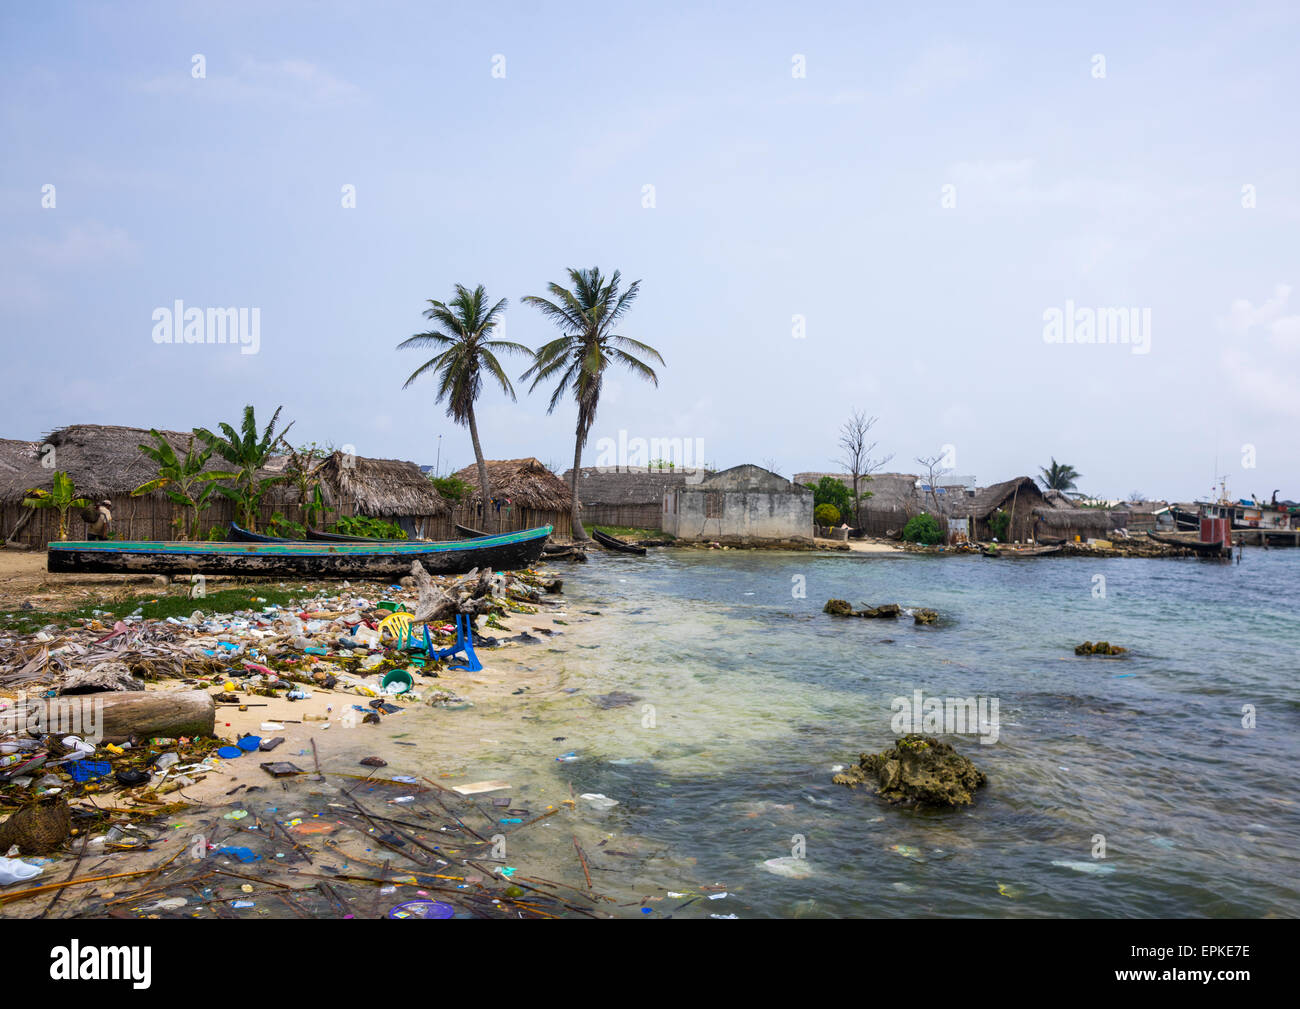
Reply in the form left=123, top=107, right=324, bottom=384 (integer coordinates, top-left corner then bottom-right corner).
left=823, top=599, right=854, bottom=616
left=1075, top=641, right=1126, bottom=655
left=912, top=608, right=939, bottom=625
left=833, top=734, right=987, bottom=807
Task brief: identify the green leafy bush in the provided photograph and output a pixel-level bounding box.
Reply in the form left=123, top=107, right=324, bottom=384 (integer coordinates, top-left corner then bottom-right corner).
left=814, top=503, right=842, bottom=527
left=330, top=515, right=407, bottom=540
left=988, top=509, right=1010, bottom=541
left=809, top=476, right=853, bottom=517
left=429, top=474, right=473, bottom=502
left=902, top=512, right=943, bottom=545
left=267, top=513, right=308, bottom=539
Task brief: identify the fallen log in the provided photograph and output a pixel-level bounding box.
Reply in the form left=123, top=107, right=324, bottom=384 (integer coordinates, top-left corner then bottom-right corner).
left=409, top=562, right=505, bottom=625
left=20, top=689, right=215, bottom=743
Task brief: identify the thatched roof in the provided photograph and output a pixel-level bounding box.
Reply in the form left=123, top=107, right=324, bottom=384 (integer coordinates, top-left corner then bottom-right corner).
left=0, top=424, right=255, bottom=503
left=562, top=466, right=700, bottom=505
left=453, top=458, right=573, bottom=510
left=969, top=477, right=1041, bottom=519
left=318, top=451, right=449, bottom=517
left=1034, top=507, right=1130, bottom=533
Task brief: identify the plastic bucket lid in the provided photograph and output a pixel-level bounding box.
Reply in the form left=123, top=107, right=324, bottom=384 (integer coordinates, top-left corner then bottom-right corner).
left=217, top=746, right=243, bottom=759
left=238, top=736, right=261, bottom=751
left=386, top=900, right=455, bottom=919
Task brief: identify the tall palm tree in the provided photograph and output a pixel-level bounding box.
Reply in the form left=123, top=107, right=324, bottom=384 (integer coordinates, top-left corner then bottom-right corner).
left=398, top=284, right=529, bottom=524
left=1038, top=458, right=1081, bottom=493
left=522, top=267, right=663, bottom=540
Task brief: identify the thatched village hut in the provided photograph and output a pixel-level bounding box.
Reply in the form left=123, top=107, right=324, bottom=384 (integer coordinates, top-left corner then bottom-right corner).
left=1031, top=506, right=1129, bottom=542
left=793, top=471, right=973, bottom=538
left=0, top=424, right=455, bottom=548
left=315, top=451, right=449, bottom=539
left=562, top=465, right=705, bottom=531
left=0, top=424, right=289, bottom=547
left=967, top=476, right=1046, bottom=543
left=451, top=458, right=574, bottom=538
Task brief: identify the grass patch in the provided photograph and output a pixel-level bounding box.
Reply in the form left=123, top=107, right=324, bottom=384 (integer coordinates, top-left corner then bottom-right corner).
left=594, top=525, right=671, bottom=541
left=0, top=585, right=319, bottom=634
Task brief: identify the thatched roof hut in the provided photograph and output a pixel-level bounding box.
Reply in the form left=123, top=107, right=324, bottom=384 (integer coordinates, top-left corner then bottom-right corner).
left=453, top=458, right=573, bottom=511
left=450, top=459, right=575, bottom=538
left=317, top=452, right=449, bottom=520
left=968, top=476, right=1046, bottom=542
left=1033, top=507, right=1129, bottom=539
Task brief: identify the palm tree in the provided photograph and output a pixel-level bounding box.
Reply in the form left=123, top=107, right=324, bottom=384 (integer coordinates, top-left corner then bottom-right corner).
left=398, top=284, right=529, bottom=525
left=1038, top=458, right=1081, bottom=493
left=522, top=267, right=663, bottom=540
left=133, top=431, right=237, bottom=539
left=22, top=471, right=90, bottom=541
left=194, top=405, right=292, bottom=532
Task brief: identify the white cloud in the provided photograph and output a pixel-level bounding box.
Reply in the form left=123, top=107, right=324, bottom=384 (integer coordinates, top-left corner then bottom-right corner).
left=136, top=58, right=358, bottom=105
left=1219, top=284, right=1300, bottom=418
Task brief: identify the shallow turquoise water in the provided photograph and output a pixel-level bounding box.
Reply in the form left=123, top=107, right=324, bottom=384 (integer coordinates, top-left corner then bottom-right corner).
left=545, top=548, right=1300, bottom=918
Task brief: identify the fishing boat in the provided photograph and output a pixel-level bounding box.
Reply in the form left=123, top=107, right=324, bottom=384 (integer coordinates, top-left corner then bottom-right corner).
left=304, top=527, right=420, bottom=543
left=980, top=544, right=1063, bottom=558
left=1147, top=531, right=1230, bottom=557
left=47, top=526, right=553, bottom=578
left=455, top=523, right=487, bottom=538
left=592, top=528, right=647, bottom=555
left=227, top=524, right=288, bottom=543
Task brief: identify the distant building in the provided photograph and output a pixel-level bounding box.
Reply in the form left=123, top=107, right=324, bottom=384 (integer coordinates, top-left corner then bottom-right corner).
left=968, top=477, right=1047, bottom=542
left=664, top=464, right=814, bottom=545
left=563, top=465, right=706, bottom=531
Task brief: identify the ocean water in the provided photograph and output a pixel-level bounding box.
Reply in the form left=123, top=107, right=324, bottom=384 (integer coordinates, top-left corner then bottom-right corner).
left=526, top=547, right=1300, bottom=918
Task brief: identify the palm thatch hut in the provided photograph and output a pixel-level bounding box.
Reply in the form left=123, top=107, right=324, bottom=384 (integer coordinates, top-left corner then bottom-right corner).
left=561, top=465, right=704, bottom=530
left=0, top=424, right=294, bottom=547
left=315, top=451, right=450, bottom=539
left=452, top=458, right=574, bottom=538
left=1032, top=507, right=1130, bottom=541
left=968, top=476, right=1046, bottom=543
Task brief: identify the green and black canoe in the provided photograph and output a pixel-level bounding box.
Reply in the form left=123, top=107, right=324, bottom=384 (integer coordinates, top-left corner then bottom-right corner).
left=47, top=526, right=552, bottom=578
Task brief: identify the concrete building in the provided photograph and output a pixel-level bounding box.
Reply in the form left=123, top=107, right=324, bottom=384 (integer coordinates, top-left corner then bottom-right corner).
left=663, top=464, right=813, bottom=545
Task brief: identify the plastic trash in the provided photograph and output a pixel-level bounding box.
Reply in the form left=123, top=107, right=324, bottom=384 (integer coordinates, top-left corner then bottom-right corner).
left=0, top=856, right=42, bottom=885
left=387, top=899, right=454, bottom=919
left=578, top=793, right=619, bottom=811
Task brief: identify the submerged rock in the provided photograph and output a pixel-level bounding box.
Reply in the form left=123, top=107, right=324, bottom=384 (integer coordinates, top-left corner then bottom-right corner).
left=860, top=603, right=901, bottom=619
left=912, top=608, right=939, bottom=625
left=823, top=599, right=854, bottom=616
left=1075, top=641, right=1127, bottom=656
left=833, top=734, right=987, bottom=807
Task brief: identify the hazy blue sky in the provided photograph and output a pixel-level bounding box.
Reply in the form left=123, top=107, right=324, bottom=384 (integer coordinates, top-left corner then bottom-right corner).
left=3, top=1, right=1297, bottom=501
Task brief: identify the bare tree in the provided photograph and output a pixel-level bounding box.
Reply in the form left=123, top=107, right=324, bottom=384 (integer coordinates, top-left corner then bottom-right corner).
left=838, top=412, right=893, bottom=528
left=915, top=453, right=952, bottom=515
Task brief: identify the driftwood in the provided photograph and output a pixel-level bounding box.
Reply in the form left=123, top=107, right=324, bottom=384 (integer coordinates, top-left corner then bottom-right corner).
left=58, top=661, right=145, bottom=695
left=409, top=562, right=505, bottom=625
left=23, top=689, right=215, bottom=743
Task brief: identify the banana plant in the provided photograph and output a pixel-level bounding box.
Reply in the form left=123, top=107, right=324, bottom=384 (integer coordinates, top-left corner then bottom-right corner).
left=194, top=405, right=292, bottom=532
left=133, top=431, right=237, bottom=540
left=22, top=471, right=91, bottom=541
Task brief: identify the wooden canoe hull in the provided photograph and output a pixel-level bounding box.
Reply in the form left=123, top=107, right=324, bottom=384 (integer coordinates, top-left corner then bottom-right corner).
left=592, top=528, right=647, bottom=555
left=48, top=526, right=552, bottom=578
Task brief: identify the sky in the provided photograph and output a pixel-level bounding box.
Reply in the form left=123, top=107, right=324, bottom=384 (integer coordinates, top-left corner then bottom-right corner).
left=2, top=0, right=1298, bottom=502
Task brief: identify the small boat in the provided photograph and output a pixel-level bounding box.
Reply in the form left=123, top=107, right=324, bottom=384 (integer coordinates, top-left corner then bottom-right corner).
left=48, top=526, right=553, bottom=578
left=455, top=523, right=487, bottom=539
left=592, top=528, right=647, bottom=555
left=305, top=527, right=427, bottom=543
left=1148, top=531, right=1230, bottom=556
left=228, top=524, right=289, bottom=543
left=980, top=544, right=1063, bottom=558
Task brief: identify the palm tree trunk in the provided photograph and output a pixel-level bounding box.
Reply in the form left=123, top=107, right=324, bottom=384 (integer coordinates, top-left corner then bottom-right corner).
left=467, top=406, right=493, bottom=532
left=570, top=432, right=587, bottom=540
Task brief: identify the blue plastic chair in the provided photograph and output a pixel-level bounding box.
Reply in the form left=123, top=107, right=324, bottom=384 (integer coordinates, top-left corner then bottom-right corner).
left=425, top=614, right=483, bottom=672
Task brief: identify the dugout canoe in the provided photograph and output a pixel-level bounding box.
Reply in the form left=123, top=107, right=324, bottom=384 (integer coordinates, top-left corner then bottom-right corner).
left=47, top=526, right=553, bottom=578
left=592, top=528, right=647, bottom=555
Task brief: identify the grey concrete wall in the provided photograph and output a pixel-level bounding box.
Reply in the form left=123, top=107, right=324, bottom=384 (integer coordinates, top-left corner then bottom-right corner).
left=664, top=488, right=814, bottom=543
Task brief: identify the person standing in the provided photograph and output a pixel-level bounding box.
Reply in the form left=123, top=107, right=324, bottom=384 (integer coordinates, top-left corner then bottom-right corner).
left=86, top=499, right=113, bottom=540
